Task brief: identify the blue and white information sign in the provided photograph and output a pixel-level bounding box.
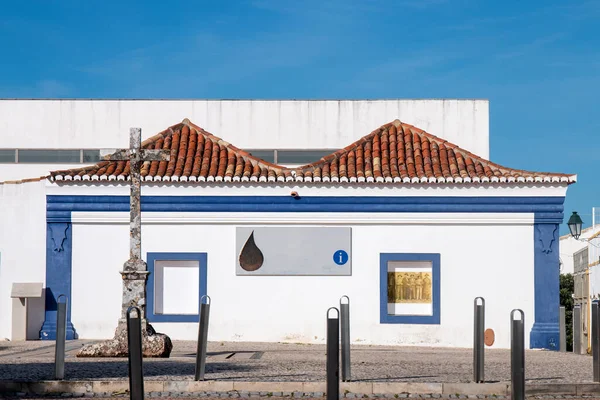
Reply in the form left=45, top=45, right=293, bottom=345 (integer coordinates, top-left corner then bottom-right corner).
left=236, top=227, right=352, bottom=276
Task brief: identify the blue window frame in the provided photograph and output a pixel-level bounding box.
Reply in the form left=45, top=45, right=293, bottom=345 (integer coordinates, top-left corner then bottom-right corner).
left=380, top=253, right=441, bottom=324
left=147, top=252, right=207, bottom=323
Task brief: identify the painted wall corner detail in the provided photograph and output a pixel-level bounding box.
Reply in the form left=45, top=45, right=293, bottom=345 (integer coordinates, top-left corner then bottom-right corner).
left=536, top=224, right=558, bottom=254
left=49, top=223, right=70, bottom=252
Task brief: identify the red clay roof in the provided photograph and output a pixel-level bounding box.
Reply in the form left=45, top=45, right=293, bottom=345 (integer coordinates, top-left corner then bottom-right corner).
left=48, top=119, right=576, bottom=185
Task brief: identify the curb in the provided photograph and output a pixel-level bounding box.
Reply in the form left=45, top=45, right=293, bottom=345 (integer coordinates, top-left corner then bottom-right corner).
left=0, top=381, right=600, bottom=397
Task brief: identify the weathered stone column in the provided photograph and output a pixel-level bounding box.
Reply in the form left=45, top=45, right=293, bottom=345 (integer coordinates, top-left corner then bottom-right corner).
left=77, top=128, right=172, bottom=358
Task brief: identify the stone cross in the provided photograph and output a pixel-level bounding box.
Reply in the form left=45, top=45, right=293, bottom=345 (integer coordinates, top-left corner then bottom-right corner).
left=104, top=128, right=170, bottom=321
left=77, top=127, right=173, bottom=357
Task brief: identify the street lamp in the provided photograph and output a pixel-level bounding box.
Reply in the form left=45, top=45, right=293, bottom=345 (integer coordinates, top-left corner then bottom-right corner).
left=568, top=211, right=583, bottom=240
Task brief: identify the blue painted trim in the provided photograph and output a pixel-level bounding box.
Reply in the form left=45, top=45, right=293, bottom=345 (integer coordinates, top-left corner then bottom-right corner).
left=146, top=252, right=207, bottom=323
left=47, top=195, right=565, bottom=221
left=530, top=223, right=560, bottom=350
left=380, top=253, right=441, bottom=325
left=40, top=221, right=77, bottom=340
left=43, top=194, right=565, bottom=340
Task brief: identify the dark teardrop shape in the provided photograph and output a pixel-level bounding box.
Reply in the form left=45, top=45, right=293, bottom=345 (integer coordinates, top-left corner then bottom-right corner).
left=239, top=231, right=264, bottom=271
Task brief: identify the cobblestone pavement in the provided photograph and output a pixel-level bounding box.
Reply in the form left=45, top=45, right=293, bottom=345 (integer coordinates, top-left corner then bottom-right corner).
left=5, top=396, right=600, bottom=400
left=0, top=340, right=593, bottom=383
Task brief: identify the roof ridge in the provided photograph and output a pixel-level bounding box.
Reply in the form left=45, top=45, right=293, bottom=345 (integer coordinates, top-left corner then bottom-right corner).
left=181, top=119, right=287, bottom=172
left=46, top=118, right=576, bottom=185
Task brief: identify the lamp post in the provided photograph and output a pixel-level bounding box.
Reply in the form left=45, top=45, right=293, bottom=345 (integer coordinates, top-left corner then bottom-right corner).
left=568, top=212, right=583, bottom=240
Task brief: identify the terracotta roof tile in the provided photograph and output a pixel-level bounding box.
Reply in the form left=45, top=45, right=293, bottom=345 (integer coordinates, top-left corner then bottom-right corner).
left=48, top=118, right=577, bottom=185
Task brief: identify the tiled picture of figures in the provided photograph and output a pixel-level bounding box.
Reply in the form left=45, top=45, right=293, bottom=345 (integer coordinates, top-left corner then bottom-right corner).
left=387, top=272, right=432, bottom=304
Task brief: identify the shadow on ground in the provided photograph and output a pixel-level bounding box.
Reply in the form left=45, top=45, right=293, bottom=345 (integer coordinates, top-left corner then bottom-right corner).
left=0, top=361, right=253, bottom=381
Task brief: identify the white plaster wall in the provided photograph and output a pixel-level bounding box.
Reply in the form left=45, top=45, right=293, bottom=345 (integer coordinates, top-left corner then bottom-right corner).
left=0, top=180, right=47, bottom=340
left=590, top=236, right=600, bottom=267
left=0, top=99, right=489, bottom=157
left=559, top=226, right=600, bottom=275
left=71, top=212, right=534, bottom=349
left=0, top=164, right=81, bottom=183
left=590, top=265, right=600, bottom=299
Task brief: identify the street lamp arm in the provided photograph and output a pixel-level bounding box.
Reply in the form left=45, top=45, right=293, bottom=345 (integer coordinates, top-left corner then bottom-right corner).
left=578, top=238, right=600, bottom=248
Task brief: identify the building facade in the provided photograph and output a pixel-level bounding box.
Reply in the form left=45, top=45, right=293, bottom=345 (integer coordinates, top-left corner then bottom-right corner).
left=0, top=100, right=575, bottom=350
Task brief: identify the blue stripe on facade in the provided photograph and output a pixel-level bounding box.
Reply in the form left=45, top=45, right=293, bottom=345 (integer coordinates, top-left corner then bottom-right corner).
left=46, top=195, right=565, bottom=218
left=42, top=194, right=564, bottom=349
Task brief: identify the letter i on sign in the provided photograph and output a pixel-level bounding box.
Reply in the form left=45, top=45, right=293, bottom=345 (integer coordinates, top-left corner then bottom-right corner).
left=333, top=250, right=349, bottom=266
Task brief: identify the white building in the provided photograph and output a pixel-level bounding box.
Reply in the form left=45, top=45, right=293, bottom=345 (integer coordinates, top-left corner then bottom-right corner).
left=0, top=99, right=576, bottom=350
left=560, top=223, right=600, bottom=275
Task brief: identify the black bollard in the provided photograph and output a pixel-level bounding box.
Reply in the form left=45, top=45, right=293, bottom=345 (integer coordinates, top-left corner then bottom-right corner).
left=560, top=306, right=566, bottom=352
left=54, top=295, right=67, bottom=380
left=593, top=301, right=599, bottom=381
left=473, top=297, right=485, bottom=383
left=340, top=296, right=351, bottom=382
left=195, top=295, right=211, bottom=381
left=327, top=307, right=340, bottom=400
left=510, top=309, right=525, bottom=400
left=127, top=306, right=144, bottom=400
left=573, top=304, right=581, bottom=354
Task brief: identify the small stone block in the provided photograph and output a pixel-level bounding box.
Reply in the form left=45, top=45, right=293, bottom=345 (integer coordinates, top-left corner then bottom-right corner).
left=0, top=382, right=22, bottom=392
left=93, top=381, right=128, bottom=394
left=442, top=384, right=509, bottom=396
left=342, top=383, right=373, bottom=394
left=577, top=384, right=600, bottom=395
left=145, top=382, right=165, bottom=393
left=304, top=383, right=327, bottom=392
left=526, top=385, right=577, bottom=395
left=373, top=384, right=442, bottom=395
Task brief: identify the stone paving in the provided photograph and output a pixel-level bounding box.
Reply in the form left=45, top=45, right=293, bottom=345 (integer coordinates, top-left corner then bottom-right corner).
left=4, top=396, right=600, bottom=400
left=0, top=340, right=593, bottom=383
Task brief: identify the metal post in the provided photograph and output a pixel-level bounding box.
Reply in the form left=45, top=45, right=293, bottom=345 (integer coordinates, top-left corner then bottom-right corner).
left=573, top=304, right=581, bottom=354
left=473, top=297, right=485, bottom=383
left=593, top=301, right=599, bottom=382
left=560, top=306, right=566, bottom=352
left=127, top=306, right=144, bottom=400
left=54, top=295, right=67, bottom=380
left=510, top=309, right=525, bottom=400
left=340, top=296, right=351, bottom=382
left=327, top=307, right=340, bottom=400
left=195, top=295, right=211, bottom=381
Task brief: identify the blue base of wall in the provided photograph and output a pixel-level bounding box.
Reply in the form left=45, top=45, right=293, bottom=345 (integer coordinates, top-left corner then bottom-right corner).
left=530, top=322, right=560, bottom=350
left=39, top=320, right=77, bottom=340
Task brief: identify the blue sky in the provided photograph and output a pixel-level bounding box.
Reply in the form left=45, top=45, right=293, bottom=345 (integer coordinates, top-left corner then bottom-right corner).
left=1, top=0, right=598, bottom=233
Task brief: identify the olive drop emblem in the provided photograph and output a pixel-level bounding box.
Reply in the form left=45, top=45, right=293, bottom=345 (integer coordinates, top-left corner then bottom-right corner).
left=239, top=231, right=264, bottom=271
